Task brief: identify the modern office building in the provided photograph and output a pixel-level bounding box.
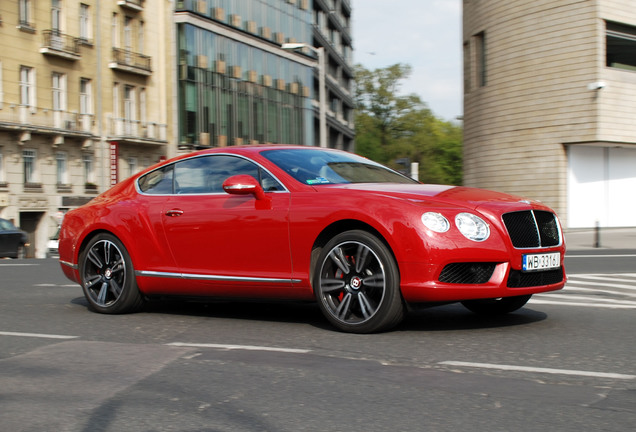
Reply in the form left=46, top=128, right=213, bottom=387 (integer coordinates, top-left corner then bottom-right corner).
left=0, top=0, right=353, bottom=258
left=0, top=0, right=174, bottom=257
left=463, top=0, right=636, bottom=228
left=174, top=0, right=354, bottom=151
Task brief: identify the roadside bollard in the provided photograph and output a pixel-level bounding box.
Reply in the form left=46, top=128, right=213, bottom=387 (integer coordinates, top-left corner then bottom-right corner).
left=594, top=221, right=601, bottom=248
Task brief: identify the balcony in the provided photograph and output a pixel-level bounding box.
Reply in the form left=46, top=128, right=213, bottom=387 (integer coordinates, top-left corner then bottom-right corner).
left=109, top=117, right=167, bottom=145
left=40, top=30, right=80, bottom=61
left=109, top=48, right=152, bottom=76
left=117, top=0, right=144, bottom=12
left=0, top=105, right=94, bottom=137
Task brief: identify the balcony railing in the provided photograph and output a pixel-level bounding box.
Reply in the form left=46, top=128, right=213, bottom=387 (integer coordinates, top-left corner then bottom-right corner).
left=109, top=117, right=167, bottom=143
left=0, top=105, right=94, bottom=134
left=109, top=48, right=152, bottom=75
left=40, top=30, right=80, bottom=60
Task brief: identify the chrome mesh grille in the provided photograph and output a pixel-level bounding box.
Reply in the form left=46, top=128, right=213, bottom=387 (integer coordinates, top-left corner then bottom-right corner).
left=507, top=268, right=564, bottom=288
left=502, top=210, right=560, bottom=248
left=438, top=263, right=497, bottom=284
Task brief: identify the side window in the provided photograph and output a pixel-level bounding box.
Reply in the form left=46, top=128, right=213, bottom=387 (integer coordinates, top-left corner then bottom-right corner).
left=173, top=155, right=285, bottom=194
left=173, top=157, right=217, bottom=194
left=138, top=164, right=174, bottom=194
left=138, top=156, right=285, bottom=195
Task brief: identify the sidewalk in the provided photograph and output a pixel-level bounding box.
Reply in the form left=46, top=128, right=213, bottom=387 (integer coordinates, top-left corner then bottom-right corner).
left=564, top=227, right=636, bottom=251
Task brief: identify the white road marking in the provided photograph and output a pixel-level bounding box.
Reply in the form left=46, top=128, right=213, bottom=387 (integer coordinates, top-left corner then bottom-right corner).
left=0, top=331, right=78, bottom=339
left=166, top=342, right=311, bottom=354
left=439, top=361, right=636, bottom=380
left=564, top=286, right=636, bottom=298
left=535, top=293, right=636, bottom=305
left=530, top=299, right=636, bottom=309
left=567, top=279, right=636, bottom=291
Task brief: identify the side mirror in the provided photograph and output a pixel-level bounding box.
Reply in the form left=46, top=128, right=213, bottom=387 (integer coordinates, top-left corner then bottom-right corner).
left=222, top=175, right=268, bottom=200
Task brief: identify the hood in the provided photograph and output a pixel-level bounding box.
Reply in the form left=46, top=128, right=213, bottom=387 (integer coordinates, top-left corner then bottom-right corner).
left=318, top=183, right=543, bottom=212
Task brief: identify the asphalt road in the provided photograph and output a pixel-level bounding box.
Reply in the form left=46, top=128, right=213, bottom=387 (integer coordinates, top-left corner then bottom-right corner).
left=1, top=255, right=635, bottom=432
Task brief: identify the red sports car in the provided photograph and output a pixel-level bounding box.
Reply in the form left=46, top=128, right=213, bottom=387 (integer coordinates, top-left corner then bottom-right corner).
left=59, top=145, right=566, bottom=333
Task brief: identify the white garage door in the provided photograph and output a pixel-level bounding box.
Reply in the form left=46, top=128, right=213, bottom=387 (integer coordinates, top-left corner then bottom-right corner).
left=568, top=146, right=636, bottom=228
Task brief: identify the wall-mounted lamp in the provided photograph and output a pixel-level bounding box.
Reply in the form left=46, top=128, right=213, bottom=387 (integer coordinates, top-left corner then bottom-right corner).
left=587, top=81, right=607, bottom=91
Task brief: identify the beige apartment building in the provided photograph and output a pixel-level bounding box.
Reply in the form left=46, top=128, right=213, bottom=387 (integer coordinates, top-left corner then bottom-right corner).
left=463, top=0, right=636, bottom=228
left=0, top=0, right=174, bottom=257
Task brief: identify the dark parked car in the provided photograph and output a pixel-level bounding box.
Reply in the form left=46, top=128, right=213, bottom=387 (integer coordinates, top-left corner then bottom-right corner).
left=0, top=218, right=28, bottom=259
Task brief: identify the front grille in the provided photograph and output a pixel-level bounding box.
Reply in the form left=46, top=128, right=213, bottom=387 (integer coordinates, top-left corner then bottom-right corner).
left=507, top=268, right=564, bottom=288
left=502, top=210, right=560, bottom=248
left=439, top=263, right=497, bottom=284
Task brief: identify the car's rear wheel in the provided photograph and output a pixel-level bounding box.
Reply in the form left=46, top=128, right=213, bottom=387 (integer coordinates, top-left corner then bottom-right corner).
left=79, top=233, right=143, bottom=314
left=461, top=295, right=532, bottom=315
left=313, top=230, right=404, bottom=333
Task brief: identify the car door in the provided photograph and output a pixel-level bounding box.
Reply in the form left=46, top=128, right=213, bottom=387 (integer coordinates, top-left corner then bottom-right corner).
left=161, top=154, right=293, bottom=293
left=0, top=220, right=9, bottom=256
left=0, top=219, right=19, bottom=257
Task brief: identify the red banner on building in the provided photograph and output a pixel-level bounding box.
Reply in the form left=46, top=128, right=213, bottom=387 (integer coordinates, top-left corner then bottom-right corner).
left=110, top=141, right=118, bottom=186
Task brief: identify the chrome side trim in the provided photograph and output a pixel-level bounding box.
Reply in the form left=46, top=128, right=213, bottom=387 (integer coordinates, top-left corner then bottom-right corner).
left=60, top=260, right=78, bottom=270
left=136, top=270, right=300, bottom=284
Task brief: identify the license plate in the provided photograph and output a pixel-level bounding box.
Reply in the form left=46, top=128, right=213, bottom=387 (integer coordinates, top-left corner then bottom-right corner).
left=522, top=252, right=561, bottom=272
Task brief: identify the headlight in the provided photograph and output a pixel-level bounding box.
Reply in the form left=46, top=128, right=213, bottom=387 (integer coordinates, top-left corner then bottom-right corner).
left=455, top=213, right=490, bottom=241
left=421, top=212, right=450, bottom=233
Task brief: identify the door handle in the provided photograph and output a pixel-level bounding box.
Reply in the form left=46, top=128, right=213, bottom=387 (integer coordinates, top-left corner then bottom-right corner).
left=165, top=209, right=184, bottom=217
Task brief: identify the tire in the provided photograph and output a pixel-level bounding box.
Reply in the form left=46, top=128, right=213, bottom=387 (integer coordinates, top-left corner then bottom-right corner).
left=461, top=295, right=532, bottom=315
left=313, top=230, right=404, bottom=333
left=79, top=233, right=143, bottom=314
left=15, top=245, right=25, bottom=259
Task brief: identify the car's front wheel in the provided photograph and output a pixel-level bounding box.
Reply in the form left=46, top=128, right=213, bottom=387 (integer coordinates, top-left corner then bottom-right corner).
left=79, top=233, right=143, bottom=314
left=461, top=295, right=532, bottom=315
left=313, top=230, right=404, bottom=333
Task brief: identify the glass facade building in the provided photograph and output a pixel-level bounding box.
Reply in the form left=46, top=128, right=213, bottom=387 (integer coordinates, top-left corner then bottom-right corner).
left=176, top=0, right=315, bottom=148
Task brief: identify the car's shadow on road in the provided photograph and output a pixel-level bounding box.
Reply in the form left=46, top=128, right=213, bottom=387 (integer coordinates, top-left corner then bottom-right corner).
left=72, top=296, right=548, bottom=333
left=399, top=303, right=547, bottom=332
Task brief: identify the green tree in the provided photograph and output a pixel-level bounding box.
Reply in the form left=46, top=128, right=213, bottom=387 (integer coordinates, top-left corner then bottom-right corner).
left=354, top=63, right=463, bottom=185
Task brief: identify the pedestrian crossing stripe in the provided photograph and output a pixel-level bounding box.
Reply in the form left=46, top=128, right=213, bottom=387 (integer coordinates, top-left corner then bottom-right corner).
left=530, top=273, right=636, bottom=309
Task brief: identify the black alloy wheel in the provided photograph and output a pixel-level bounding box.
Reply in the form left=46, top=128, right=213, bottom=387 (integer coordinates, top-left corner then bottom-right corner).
left=79, top=233, right=143, bottom=314
left=314, top=230, right=404, bottom=333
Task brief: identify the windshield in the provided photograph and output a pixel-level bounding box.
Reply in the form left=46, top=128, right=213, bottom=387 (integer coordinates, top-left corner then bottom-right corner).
left=262, top=149, right=418, bottom=185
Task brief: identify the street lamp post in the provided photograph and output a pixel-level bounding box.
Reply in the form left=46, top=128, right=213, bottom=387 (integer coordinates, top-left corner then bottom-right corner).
left=281, top=43, right=327, bottom=148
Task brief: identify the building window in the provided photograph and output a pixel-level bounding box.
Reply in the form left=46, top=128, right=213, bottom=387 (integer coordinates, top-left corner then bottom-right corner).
left=0, top=61, right=3, bottom=109
left=124, top=16, right=132, bottom=51
left=23, top=149, right=37, bottom=184
left=56, top=152, right=68, bottom=185
left=474, top=31, right=486, bottom=87
left=83, top=153, right=95, bottom=184
left=79, top=4, right=91, bottom=42
left=463, top=41, right=471, bottom=93
left=19, top=0, right=33, bottom=27
left=112, top=13, right=119, bottom=47
left=113, top=82, right=120, bottom=118
left=606, top=21, right=636, bottom=71
left=139, top=21, right=145, bottom=53
left=0, top=150, right=5, bottom=183
left=128, top=157, right=138, bottom=177
left=52, top=72, right=66, bottom=111
left=80, top=78, right=92, bottom=114
left=51, top=0, right=62, bottom=32
left=139, top=88, right=147, bottom=124
left=124, top=85, right=136, bottom=122
left=20, top=66, right=35, bottom=109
